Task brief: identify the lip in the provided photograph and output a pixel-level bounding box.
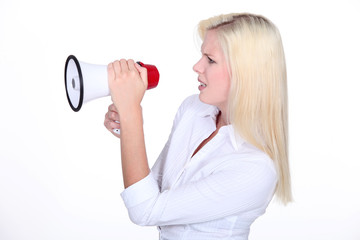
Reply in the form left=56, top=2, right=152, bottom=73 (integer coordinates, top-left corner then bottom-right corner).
left=198, top=78, right=207, bottom=91
left=198, top=78, right=207, bottom=85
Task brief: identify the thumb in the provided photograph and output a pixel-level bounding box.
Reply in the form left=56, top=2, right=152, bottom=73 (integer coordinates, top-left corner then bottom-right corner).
left=135, top=62, right=148, bottom=89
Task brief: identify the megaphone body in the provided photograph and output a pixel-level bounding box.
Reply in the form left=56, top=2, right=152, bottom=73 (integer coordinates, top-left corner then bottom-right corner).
left=64, top=55, right=159, bottom=112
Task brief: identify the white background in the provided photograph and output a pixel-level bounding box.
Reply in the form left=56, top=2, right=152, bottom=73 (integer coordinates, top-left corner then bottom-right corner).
left=1, top=0, right=360, bottom=239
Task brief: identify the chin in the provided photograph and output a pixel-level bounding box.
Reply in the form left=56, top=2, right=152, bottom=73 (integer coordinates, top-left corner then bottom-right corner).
left=199, top=93, right=228, bottom=110
left=199, top=94, right=214, bottom=106
left=198, top=93, right=208, bottom=103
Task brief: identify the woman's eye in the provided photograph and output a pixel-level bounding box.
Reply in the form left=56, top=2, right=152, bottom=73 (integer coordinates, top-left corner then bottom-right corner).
left=207, top=56, right=215, bottom=64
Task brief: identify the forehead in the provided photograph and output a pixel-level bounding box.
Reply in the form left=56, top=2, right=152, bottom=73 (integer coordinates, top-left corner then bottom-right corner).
left=201, top=29, right=221, bottom=53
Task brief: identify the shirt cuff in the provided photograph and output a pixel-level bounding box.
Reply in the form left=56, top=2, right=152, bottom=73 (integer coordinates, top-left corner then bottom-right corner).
left=120, top=172, right=160, bottom=208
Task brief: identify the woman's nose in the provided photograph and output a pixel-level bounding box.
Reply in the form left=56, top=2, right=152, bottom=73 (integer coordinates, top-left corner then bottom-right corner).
left=192, top=62, right=198, bottom=73
left=193, top=58, right=202, bottom=73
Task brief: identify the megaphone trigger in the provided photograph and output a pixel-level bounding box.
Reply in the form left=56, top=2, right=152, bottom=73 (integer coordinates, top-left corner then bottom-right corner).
left=113, top=129, right=120, bottom=135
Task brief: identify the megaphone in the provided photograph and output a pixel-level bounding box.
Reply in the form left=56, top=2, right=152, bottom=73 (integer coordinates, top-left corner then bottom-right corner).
left=64, top=55, right=159, bottom=112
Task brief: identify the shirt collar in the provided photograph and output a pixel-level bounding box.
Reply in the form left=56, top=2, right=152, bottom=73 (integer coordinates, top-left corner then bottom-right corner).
left=224, top=125, right=246, bottom=151
left=196, top=101, right=219, bottom=119
left=195, top=100, right=245, bottom=151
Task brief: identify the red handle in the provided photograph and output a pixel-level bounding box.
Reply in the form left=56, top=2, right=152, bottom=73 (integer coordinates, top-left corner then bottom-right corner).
left=137, top=62, right=160, bottom=90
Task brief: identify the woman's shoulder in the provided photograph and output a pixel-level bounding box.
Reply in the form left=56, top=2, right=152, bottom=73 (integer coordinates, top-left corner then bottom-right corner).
left=214, top=129, right=276, bottom=174
left=228, top=141, right=277, bottom=175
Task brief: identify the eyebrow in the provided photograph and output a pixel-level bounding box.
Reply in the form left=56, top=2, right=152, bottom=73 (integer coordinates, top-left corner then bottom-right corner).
left=203, top=52, right=215, bottom=60
left=201, top=44, right=216, bottom=57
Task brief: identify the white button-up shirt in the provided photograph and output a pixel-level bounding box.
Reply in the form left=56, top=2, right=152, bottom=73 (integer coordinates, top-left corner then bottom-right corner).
left=121, top=95, right=277, bottom=240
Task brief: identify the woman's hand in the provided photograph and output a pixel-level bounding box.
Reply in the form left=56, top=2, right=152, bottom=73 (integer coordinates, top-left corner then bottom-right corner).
left=107, top=59, right=148, bottom=115
left=104, top=104, right=121, bottom=138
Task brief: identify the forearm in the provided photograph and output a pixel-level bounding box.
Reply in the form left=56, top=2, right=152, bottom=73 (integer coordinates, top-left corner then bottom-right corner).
left=119, top=105, right=150, bottom=188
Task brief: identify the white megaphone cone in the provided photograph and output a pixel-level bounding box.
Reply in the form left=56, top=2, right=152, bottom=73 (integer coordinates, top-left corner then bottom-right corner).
left=65, top=55, right=108, bottom=112
left=64, top=55, right=159, bottom=112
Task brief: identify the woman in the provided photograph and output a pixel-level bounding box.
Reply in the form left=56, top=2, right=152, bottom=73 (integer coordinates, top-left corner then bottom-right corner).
left=104, top=13, right=292, bottom=239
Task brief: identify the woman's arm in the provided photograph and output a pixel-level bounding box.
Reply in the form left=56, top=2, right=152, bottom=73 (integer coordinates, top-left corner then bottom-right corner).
left=107, top=59, right=150, bottom=188
left=118, top=105, right=149, bottom=188
left=121, top=155, right=277, bottom=226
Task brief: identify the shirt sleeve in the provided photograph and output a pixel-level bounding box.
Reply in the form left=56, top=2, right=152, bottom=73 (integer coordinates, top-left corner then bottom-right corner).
left=120, top=155, right=277, bottom=226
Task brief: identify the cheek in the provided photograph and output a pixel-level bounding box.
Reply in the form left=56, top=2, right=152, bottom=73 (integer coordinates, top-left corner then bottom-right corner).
left=215, top=69, right=230, bottom=91
left=222, top=65, right=231, bottom=89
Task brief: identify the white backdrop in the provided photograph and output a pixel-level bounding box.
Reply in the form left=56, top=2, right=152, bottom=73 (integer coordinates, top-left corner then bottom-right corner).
left=1, top=0, right=360, bottom=239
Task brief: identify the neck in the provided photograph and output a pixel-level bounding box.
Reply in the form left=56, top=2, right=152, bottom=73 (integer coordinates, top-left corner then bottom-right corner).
left=216, top=111, right=228, bottom=129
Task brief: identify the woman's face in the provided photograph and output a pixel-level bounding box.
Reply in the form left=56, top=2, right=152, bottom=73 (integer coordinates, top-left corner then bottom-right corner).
left=193, top=29, right=230, bottom=111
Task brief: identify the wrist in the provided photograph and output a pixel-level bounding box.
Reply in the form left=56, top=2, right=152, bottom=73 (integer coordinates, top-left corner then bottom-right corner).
left=118, top=105, right=143, bottom=126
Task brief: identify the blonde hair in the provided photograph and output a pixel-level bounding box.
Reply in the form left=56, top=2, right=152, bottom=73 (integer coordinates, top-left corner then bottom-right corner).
left=198, top=13, right=292, bottom=204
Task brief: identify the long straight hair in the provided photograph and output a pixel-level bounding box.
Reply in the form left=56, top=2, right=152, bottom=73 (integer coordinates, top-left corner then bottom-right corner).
left=198, top=13, right=292, bottom=204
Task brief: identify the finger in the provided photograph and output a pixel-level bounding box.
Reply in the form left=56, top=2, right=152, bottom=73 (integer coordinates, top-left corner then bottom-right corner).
left=104, top=118, right=112, bottom=131
left=109, top=111, right=120, bottom=121
left=104, top=116, right=120, bottom=129
left=108, top=104, right=118, bottom=112
left=127, top=59, right=136, bottom=71
left=107, top=63, right=115, bottom=82
left=105, top=110, right=115, bottom=121
left=109, top=121, right=121, bottom=129
left=105, top=111, right=112, bottom=122
left=134, top=62, right=148, bottom=88
left=120, top=59, right=129, bottom=72
left=113, top=60, right=121, bottom=75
